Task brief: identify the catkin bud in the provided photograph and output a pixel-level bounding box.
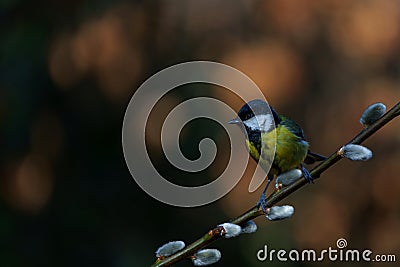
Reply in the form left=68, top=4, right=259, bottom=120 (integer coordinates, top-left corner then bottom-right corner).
left=360, top=103, right=386, bottom=127
left=193, top=249, right=221, bottom=266
left=275, top=169, right=303, bottom=188
left=338, top=144, right=372, bottom=161
left=218, top=223, right=242, bottom=238
left=241, top=220, right=257, bottom=234
left=266, top=205, right=295, bottom=221
left=155, top=241, right=185, bottom=257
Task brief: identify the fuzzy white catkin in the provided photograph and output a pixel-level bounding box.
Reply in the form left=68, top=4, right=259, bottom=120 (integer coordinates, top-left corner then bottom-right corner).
left=241, top=220, right=257, bottom=234
left=193, top=249, right=221, bottom=266
left=360, top=103, right=386, bottom=127
left=218, top=223, right=242, bottom=238
left=339, top=144, right=372, bottom=161
left=266, top=205, right=295, bottom=221
left=155, top=241, right=185, bottom=257
left=275, top=169, right=303, bottom=188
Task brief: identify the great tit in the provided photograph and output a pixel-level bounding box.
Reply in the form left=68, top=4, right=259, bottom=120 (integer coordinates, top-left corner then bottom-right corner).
left=229, top=99, right=325, bottom=211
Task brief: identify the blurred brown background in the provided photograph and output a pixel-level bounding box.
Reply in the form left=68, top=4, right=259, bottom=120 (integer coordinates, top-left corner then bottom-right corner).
left=1, top=0, right=400, bottom=266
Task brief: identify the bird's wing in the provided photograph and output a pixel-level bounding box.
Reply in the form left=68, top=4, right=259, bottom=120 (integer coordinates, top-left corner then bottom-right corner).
left=304, top=150, right=327, bottom=164
left=278, top=115, right=306, bottom=140
left=278, top=115, right=326, bottom=164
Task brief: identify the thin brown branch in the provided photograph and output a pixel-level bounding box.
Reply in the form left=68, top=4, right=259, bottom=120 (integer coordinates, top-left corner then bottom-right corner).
left=151, top=101, right=400, bottom=267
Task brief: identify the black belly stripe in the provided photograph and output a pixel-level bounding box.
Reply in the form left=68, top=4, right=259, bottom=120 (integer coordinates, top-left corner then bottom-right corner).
left=245, top=126, right=262, bottom=153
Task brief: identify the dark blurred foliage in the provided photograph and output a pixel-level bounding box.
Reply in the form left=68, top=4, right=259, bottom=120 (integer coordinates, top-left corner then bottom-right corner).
left=1, top=0, right=400, bottom=267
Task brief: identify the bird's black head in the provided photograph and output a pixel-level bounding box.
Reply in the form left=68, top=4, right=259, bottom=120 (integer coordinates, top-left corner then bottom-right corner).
left=229, top=99, right=279, bottom=155
left=228, top=98, right=280, bottom=150
left=236, top=99, right=280, bottom=125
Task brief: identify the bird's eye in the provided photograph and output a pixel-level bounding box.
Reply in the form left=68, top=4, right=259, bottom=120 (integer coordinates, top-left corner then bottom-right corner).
left=238, top=110, right=255, bottom=121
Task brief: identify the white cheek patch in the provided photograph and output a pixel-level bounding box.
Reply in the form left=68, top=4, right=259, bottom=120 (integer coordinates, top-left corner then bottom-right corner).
left=244, top=114, right=274, bottom=132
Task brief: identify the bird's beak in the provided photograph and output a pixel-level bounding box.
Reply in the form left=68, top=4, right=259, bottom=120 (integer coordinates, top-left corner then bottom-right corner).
left=228, top=117, right=241, bottom=125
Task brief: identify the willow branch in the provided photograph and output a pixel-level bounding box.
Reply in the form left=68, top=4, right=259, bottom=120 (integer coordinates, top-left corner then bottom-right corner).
left=151, top=101, right=400, bottom=267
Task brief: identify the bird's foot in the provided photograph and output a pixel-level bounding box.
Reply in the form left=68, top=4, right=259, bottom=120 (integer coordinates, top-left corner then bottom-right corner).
left=301, top=165, right=314, bottom=183
left=257, top=193, right=268, bottom=214
left=257, top=177, right=273, bottom=213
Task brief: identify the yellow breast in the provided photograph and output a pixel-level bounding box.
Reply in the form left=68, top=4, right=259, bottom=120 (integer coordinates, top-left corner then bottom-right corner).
left=245, top=126, right=309, bottom=176
left=273, top=125, right=309, bottom=173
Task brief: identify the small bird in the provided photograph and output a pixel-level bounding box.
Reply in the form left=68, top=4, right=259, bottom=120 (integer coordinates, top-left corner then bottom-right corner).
left=229, top=99, right=325, bottom=212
